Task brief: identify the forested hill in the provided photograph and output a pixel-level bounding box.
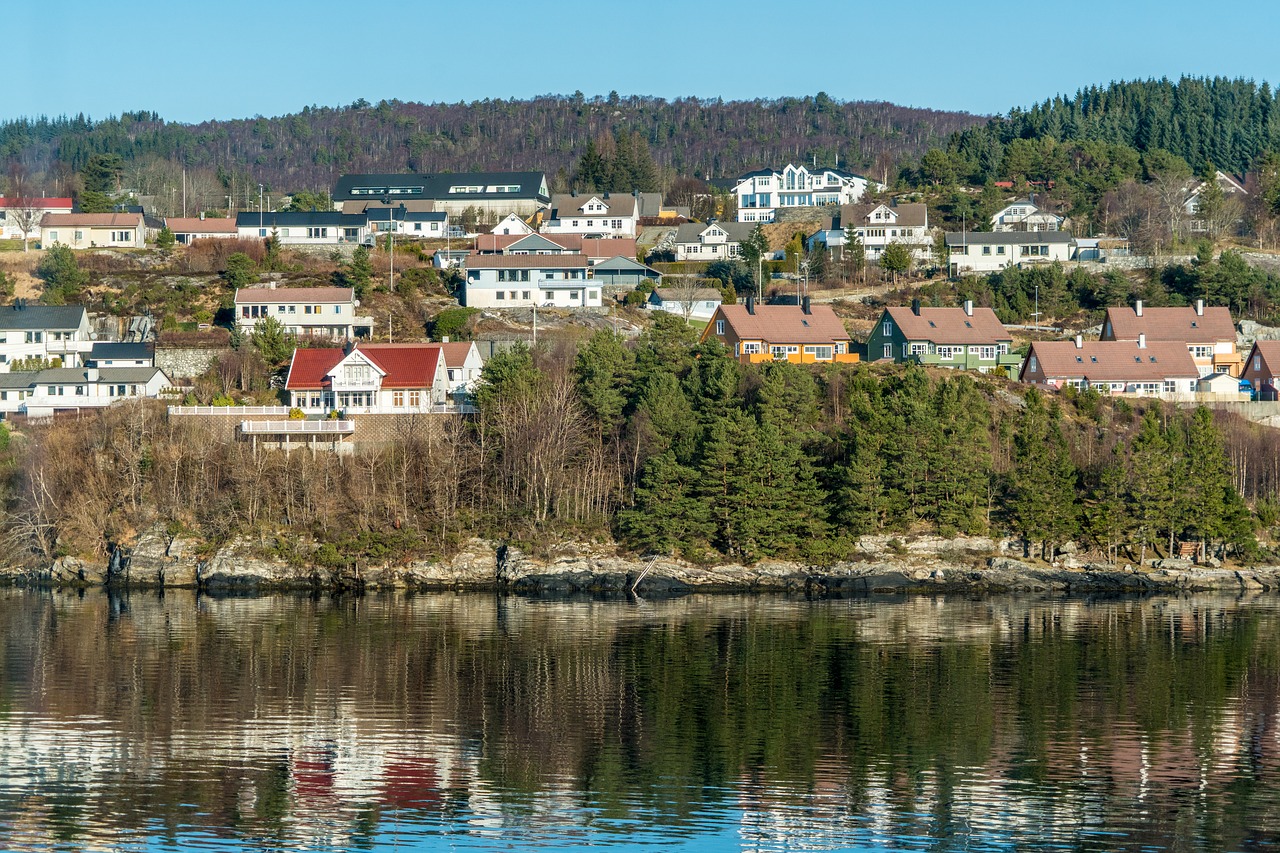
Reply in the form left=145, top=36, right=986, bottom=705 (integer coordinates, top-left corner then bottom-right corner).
left=0, top=94, right=983, bottom=193
left=936, top=77, right=1280, bottom=184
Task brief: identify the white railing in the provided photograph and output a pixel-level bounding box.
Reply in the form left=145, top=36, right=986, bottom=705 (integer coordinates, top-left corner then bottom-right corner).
left=240, top=420, right=355, bottom=435
left=168, top=406, right=292, bottom=416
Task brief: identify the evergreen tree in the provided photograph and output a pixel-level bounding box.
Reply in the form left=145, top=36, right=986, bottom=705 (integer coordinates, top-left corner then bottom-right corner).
left=574, top=330, right=634, bottom=437
left=617, top=450, right=710, bottom=556
left=155, top=226, right=176, bottom=251
left=1181, top=407, right=1233, bottom=556
left=338, top=244, right=373, bottom=300
left=574, top=139, right=606, bottom=191
left=250, top=315, right=296, bottom=367
left=1009, top=390, right=1079, bottom=558
left=1087, top=442, right=1133, bottom=564
left=1128, top=409, right=1176, bottom=564
left=36, top=243, right=89, bottom=304
left=697, top=407, right=762, bottom=559
left=222, top=252, right=257, bottom=288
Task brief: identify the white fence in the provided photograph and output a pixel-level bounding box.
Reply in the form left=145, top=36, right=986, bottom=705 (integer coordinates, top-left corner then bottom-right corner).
left=168, top=406, right=292, bottom=416
left=240, top=420, right=355, bottom=435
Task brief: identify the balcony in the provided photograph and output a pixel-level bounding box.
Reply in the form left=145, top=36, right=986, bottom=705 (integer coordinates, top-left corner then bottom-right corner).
left=240, top=420, right=355, bottom=435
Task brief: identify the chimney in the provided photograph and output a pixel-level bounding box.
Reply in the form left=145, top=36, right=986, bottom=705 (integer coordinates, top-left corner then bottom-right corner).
left=86, top=367, right=99, bottom=383
left=802, top=295, right=811, bottom=315
left=442, top=335, right=450, bottom=343
left=199, top=211, right=205, bottom=220
left=746, top=295, right=756, bottom=315
left=1135, top=299, right=1143, bottom=317
left=911, top=298, right=921, bottom=316
left=1075, top=335, right=1083, bottom=348
left=1196, top=299, right=1204, bottom=316
left=964, top=299, right=973, bottom=316
left=1138, top=333, right=1147, bottom=348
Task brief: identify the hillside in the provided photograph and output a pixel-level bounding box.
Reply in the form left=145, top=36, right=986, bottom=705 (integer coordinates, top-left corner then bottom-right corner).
left=0, top=94, right=984, bottom=197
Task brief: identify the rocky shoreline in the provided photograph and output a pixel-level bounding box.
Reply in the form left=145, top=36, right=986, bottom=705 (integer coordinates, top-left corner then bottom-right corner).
left=2, top=528, right=1279, bottom=596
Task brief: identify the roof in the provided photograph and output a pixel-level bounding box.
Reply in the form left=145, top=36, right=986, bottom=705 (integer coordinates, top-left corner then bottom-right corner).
left=709, top=304, right=850, bottom=345
left=838, top=202, right=928, bottom=229
left=1248, top=340, right=1280, bottom=373
left=40, top=212, right=142, bottom=228
left=0, top=197, right=72, bottom=210
left=332, top=172, right=550, bottom=204
left=464, top=253, right=589, bottom=269
left=1026, top=340, right=1200, bottom=381
left=234, top=211, right=365, bottom=228
left=285, top=344, right=442, bottom=391
left=673, top=221, right=757, bottom=243
left=548, top=193, right=638, bottom=219
left=88, top=342, right=153, bottom=361
left=945, top=231, right=1075, bottom=246
left=1103, top=305, right=1236, bottom=344
left=593, top=255, right=659, bottom=273
left=32, top=366, right=165, bottom=384
left=652, top=287, right=723, bottom=302
left=164, top=217, right=237, bottom=233
left=235, top=287, right=355, bottom=304
left=884, top=305, right=1011, bottom=345
left=435, top=341, right=476, bottom=368
left=0, top=304, right=87, bottom=330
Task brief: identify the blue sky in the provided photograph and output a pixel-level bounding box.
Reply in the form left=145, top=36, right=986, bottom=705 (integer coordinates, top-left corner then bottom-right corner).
left=12, top=0, right=1280, bottom=124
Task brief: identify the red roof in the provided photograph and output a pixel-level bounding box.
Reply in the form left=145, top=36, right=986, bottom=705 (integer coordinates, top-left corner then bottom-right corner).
left=285, top=343, right=442, bottom=391
left=435, top=341, right=475, bottom=368
left=883, top=305, right=1011, bottom=345
left=0, top=197, right=72, bottom=209
left=1102, top=305, right=1236, bottom=344
left=1023, top=340, right=1200, bottom=382
left=705, top=304, right=850, bottom=346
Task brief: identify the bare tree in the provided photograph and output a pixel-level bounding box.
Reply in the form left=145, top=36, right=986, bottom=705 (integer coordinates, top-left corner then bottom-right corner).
left=665, top=274, right=708, bottom=324
left=5, top=163, right=44, bottom=251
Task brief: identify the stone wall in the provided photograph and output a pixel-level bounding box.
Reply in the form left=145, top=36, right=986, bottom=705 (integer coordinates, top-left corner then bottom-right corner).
left=156, top=347, right=227, bottom=380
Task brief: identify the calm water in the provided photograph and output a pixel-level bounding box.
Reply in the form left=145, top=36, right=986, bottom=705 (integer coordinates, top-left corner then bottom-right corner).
left=1, top=589, right=1279, bottom=852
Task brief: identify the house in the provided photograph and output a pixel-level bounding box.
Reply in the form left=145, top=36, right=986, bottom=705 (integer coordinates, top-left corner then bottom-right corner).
left=542, top=192, right=639, bottom=237
left=0, top=302, right=93, bottom=371
left=0, top=196, right=73, bottom=241
left=866, top=301, right=1020, bottom=373
left=364, top=207, right=449, bottom=238
left=164, top=216, right=239, bottom=244
left=672, top=221, right=756, bottom=262
left=1019, top=336, right=1200, bottom=397
left=1196, top=372, right=1248, bottom=400
left=592, top=256, right=662, bottom=288
left=284, top=343, right=451, bottom=414
left=332, top=172, right=550, bottom=218
left=1101, top=299, right=1241, bottom=376
left=990, top=200, right=1064, bottom=232
left=492, top=213, right=534, bottom=236
left=646, top=287, right=722, bottom=321
left=1241, top=340, right=1280, bottom=399
left=1185, top=171, right=1248, bottom=232
left=946, top=232, right=1076, bottom=275
left=701, top=298, right=857, bottom=363
left=234, top=286, right=372, bottom=339
left=235, top=211, right=368, bottom=244
left=433, top=249, right=470, bottom=270
left=732, top=164, right=880, bottom=223
left=809, top=202, right=932, bottom=263
left=85, top=342, right=154, bottom=368
left=0, top=365, right=171, bottom=419
left=462, top=254, right=598, bottom=308
left=40, top=212, right=145, bottom=249
left=435, top=341, right=484, bottom=395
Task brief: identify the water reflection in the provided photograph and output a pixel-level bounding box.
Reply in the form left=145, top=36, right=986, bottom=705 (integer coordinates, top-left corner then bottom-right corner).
left=1, top=590, right=1279, bottom=851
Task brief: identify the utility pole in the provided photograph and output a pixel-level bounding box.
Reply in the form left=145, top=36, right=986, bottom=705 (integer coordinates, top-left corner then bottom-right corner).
left=258, top=184, right=263, bottom=234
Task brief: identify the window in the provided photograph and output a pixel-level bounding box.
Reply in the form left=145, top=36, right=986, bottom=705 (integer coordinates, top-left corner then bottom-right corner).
left=25, top=331, right=41, bottom=343
left=496, top=291, right=505, bottom=301
left=408, top=390, right=421, bottom=407
left=304, top=306, right=312, bottom=314
left=982, top=246, right=991, bottom=255
left=996, top=246, right=1005, bottom=255
left=75, top=385, right=84, bottom=396
left=883, top=320, right=892, bottom=335
left=1164, top=380, right=1177, bottom=393
left=808, top=346, right=833, bottom=360
left=307, top=227, right=328, bottom=238
left=883, top=343, right=892, bottom=358
left=569, top=291, right=579, bottom=300
left=1256, top=356, right=1262, bottom=370
left=49, top=231, right=57, bottom=241
left=241, top=307, right=250, bottom=318
left=334, top=305, right=341, bottom=314
left=1191, top=345, right=1212, bottom=358
left=414, top=223, right=422, bottom=231
left=716, top=320, right=725, bottom=335
left=979, top=346, right=996, bottom=360
left=111, top=230, right=132, bottom=242
left=393, top=391, right=405, bottom=407
left=742, top=342, right=760, bottom=354
left=278, top=305, right=286, bottom=313
left=910, top=343, right=928, bottom=355
left=589, top=290, right=599, bottom=301
left=74, top=230, right=83, bottom=242
left=259, top=229, right=267, bottom=237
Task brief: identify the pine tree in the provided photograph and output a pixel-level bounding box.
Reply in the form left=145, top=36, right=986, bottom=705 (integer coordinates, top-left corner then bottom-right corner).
left=574, top=329, right=634, bottom=437
left=1181, top=407, right=1232, bottom=557
left=1128, top=409, right=1175, bottom=564
left=1009, top=391, right=1079, bottom=558
left=1087, top=443, right=1133, bottom=565
left=617, top=450, right=710, bottom=556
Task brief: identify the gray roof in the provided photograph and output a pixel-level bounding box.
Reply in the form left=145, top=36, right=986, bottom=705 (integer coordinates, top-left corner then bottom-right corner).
left=332, top=172, right=550, bottom=204
left=0, top=304, right=87, bottom=331
left=548, top=193, right=638, bottom=219
left=503, top=233, right=567, bottom=253
left=32, top=366, right=166, bottom=384
left=593, top=255, right=658, bottom=273
left=88, top=342, right=153, bottom=362
left=652, top=287, right=723, bottom=302
left=0, top=372, right=35, bottom=389
left=945, top=231, right=1075, bottom=246
left=673, top=221, right=757, bottom=243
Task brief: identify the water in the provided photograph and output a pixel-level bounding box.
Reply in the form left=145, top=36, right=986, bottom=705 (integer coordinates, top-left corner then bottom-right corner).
left=1, top=589, right=1279, bottom=852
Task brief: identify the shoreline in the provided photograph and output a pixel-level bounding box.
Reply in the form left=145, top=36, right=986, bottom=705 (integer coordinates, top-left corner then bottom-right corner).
left=3, top=532, right=1278, bottom=596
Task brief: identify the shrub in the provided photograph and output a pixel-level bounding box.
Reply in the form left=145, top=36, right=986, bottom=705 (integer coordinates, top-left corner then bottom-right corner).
left=431, top=306, right=478, bottom=341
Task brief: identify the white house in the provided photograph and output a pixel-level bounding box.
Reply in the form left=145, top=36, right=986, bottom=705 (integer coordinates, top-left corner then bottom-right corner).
left=646, top=287, right=723, bottom=321
left=85, top=342, right=154, bottom=368
left=364, top=207, right=450, bottom=238
left=0, top=196, right=73, bottom=241
left=1185, top=170, right=1249, bottom=232
left=946, top=232, right=1076, bottom=275
left=284, top=343, right=451, bottom=414
left=733, top=164, right=879, bottom=223
left=0, top=365, right=171, bottom=419
left=810, top=202, right=932, bottom=262
left=436, top=341, right=484, bottom=395
left=541, top=193, right=639, bottom=237
left=492, top=213, right=534, bottom=236
left=990, top=199, right=1064, bottom=232
left=671, top=221, right=756, bottom=262
left=0, top=302, right=93, bottom=371
left=235, top=211, right=368, bottom=244
left=462, top=254, right=599, bottom=308
left=40, top=213, right=145, bottom=249
left=164, top=216, right=239, bottom=244
left=234, top=286, right=372, bottom=339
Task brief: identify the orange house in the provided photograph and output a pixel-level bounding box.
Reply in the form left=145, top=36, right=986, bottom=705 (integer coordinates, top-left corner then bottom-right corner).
left=700, top=298, right=857, bottom=364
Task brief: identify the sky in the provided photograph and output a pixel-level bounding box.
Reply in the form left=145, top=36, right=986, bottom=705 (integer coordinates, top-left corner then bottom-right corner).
left=11, top=0, right=1280, bottom=124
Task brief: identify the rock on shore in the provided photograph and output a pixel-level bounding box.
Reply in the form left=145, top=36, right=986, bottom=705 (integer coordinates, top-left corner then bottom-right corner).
left=3, top=531, right=1280, bottom=595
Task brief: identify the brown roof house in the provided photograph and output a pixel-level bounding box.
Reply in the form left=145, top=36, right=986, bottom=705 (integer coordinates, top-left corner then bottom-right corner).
left=40, top=212, right=145, bottom=249
left=1241, top=340, right=1280, bottom=399
left=1101, top=299, right=1241, bottom=376
left=1019, top=335, right=1200, bottom=398
left=865, top=300, right=1021, bottom=373
left=700, top=297, right=857, bottom=364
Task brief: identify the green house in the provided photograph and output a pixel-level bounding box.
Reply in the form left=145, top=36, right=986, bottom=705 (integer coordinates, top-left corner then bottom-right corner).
left=866, top=301, right=1021, bottom=373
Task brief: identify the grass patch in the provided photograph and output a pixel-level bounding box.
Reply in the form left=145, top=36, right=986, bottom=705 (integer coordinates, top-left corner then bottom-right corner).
left=0, top=239, right=27, bottom=252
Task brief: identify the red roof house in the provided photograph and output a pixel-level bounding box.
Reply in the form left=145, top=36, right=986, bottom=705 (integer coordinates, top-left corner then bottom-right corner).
left=284, top=343, right=452, bottom=413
